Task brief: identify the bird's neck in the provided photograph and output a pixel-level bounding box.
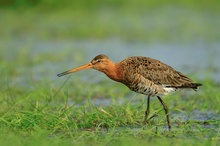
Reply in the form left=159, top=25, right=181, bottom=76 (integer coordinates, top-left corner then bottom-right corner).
left=103, top=62, right=122, bottom=82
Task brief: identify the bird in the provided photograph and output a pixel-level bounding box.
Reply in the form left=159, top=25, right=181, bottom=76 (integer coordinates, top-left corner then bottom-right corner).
left=57, top=54, right=202, bottom=130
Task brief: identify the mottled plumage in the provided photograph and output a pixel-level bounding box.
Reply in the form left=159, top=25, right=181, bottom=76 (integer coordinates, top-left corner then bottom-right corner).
left=117, top=56, right=201, bottom=96
left=57, top=54, right=202, bottom=130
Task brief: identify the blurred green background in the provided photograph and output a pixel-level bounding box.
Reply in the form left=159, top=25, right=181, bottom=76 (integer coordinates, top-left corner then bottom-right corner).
left=0, top=1, right=220, bottom=145
left=0, top=0, right=219, bottom=42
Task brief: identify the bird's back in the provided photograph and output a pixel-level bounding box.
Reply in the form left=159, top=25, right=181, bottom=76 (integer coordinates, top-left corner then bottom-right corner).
left=117, top=56, right=202, bottom=95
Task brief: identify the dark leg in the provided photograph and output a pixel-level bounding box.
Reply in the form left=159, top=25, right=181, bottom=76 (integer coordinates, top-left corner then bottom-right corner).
left=157, top=96, right=171, bottom=130
left=144, top=95, right=150, bottom=124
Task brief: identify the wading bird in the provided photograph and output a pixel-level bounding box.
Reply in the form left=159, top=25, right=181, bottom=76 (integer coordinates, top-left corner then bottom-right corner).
left=57, top=54, right=202, bottom=130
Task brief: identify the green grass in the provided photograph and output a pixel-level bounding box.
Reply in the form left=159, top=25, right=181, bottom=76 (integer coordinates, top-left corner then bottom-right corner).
left=0, top=78, right=220, bottom=146
left=0, top=46, right=220, bottom=146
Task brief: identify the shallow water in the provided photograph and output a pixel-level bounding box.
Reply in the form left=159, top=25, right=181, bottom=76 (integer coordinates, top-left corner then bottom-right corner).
left=75, top=96, right=220, bottom=122
left=35, top=39, right=220, bottom=82
left=80, top=109, right=219, bottom=136
left=2, top=38, right=220, bottom=83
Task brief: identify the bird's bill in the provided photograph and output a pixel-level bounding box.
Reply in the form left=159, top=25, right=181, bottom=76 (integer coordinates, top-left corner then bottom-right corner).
left=57, top=63, right=92, bottom=77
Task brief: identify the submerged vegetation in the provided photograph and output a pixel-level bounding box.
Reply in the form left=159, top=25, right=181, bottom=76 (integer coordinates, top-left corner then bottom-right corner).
left=0, top=0, right=220, bottom=146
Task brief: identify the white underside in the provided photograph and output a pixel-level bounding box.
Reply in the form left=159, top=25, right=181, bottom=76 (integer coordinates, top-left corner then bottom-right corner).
left=162, top=87, right=177, bottom=95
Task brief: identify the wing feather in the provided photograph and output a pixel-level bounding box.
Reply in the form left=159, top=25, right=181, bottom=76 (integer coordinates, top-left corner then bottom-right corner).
left=120, top=56, right=201, bottom=89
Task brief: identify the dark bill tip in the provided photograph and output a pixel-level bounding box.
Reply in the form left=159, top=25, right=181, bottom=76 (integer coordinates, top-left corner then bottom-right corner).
left=57, top=73, right=62, bottom=77
left=57, top=71, right=69, bottom=77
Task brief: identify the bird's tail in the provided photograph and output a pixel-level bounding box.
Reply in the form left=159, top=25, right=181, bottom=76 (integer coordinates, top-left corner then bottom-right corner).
left=189, top=83, right=202, bottom=90
left=176, top=72, right=202, bottom=90
left=176, top=83, right=202, bottom=91
left=165, top=83, right=202, bottom=91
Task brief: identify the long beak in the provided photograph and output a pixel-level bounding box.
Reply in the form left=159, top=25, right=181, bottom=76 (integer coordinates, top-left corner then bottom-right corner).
left=57, top=63, right=93, bottom=77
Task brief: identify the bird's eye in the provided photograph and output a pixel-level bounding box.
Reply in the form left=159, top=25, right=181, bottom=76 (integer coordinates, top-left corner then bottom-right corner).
left=97, top=59, right=101, bottom=63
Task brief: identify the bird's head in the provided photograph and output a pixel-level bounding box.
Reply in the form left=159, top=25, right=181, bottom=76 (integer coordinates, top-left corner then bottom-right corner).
left=90, top=54, right=110, bottom=71
left=57, top=54, right=111, bottom=77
